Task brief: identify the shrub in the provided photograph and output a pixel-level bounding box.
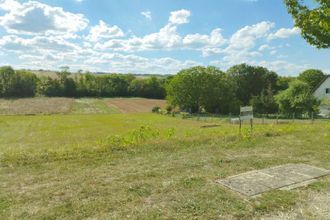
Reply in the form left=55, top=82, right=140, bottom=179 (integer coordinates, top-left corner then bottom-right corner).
left=152, top=106, right=161, bottom=113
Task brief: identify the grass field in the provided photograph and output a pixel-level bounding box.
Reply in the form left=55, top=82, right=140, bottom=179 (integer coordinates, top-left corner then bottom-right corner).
left=0, top=98, right=329, bottom=219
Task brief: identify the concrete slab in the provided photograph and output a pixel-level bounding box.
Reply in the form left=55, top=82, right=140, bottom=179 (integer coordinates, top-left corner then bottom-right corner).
left=216, top=164, right=330, bottom=196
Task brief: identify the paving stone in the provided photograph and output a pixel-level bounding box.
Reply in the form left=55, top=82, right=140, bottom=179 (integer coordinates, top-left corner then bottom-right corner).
left=216, top=164, right=329, bottom=196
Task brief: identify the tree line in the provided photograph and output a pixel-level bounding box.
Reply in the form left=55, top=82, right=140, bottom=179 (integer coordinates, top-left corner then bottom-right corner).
left=0, top=64, right=326, bottom=116
left=166, top=65, right=326, bottom=117
left=0, top=66, right=166, bottom=99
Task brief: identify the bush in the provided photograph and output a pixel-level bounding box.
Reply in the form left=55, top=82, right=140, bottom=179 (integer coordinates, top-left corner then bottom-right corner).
left=152, top=106, right=161, bottom=113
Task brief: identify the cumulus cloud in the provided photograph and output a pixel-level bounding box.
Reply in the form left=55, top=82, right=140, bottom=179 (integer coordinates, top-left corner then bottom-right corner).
left=0, top=0, right=89, bottom=35
left=85, top=20, right=124, bottom=42
left=0, top=0, right=21, bottom=11
left=169, top=9, right=191, bottom=24
left=267, top=27, right=300, bottom=40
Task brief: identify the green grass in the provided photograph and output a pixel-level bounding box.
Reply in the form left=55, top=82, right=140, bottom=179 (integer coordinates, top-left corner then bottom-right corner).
left=0, top=110, right=329, bottom=218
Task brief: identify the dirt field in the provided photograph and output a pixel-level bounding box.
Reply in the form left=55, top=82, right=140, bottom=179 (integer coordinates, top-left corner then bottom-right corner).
left=107, top=98, right=167, bottom=113
left=0, top=98, right=74, bottom=115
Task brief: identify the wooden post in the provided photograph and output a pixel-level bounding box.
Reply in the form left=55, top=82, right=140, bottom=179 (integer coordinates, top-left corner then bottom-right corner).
left=239, top=119, right=242, bottom=134
left=250, top=118, right=253, bottom=134
left=276, top=113, right=279, bottom=124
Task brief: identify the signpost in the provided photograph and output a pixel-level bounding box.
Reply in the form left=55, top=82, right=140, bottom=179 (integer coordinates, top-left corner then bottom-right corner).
left=239, top=106, right=253, bottom=133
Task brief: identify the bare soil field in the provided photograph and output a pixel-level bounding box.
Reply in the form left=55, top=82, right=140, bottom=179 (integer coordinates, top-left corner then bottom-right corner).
left=0, top=98, right=74, bottom=115
left=107, top=98, right=167, bottom=113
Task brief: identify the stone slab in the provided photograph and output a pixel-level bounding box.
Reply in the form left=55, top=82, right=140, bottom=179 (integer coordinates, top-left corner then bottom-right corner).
left=216, top=164, right=330, bottom=196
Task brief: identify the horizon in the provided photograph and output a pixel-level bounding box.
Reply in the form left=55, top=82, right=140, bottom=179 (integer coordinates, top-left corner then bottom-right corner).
left=0, top=0, right=329, bottom=76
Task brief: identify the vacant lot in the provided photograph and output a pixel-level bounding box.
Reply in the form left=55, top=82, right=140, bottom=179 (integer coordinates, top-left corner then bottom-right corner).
left=0, top=101, right=329, bottom=219
left=107, top=98, right=167, bottom=113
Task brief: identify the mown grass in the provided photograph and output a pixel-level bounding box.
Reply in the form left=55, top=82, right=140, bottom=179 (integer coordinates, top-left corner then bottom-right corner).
left=0, top=112, right=329, bottom=219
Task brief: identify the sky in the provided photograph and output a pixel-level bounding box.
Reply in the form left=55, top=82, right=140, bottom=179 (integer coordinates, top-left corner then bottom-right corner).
left=0, top=0, right=329, bottom=76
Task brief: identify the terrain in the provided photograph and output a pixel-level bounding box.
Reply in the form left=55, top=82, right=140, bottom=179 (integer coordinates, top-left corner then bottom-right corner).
left=0, top=98, right=329, bottom=219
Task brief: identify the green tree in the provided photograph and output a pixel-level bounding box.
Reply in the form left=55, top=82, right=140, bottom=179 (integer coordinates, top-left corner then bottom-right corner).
left=37, top=76, right=62, bottom=97
left=166, top=66, right=238, bottom=114
left=298, top=69, right=325, bottom=90
left=227, top=64, right=278, bottom=105
left=275, top=80, right=320, bottom=116
left=0, top=66, right=15, bottom=97
left=284, top=0, right=330, bottom=48
left=11, top=70, right=38, bottom=97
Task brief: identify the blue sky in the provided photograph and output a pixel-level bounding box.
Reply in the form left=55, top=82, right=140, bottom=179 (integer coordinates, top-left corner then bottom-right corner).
left=0, top=0, right=329, bottom=75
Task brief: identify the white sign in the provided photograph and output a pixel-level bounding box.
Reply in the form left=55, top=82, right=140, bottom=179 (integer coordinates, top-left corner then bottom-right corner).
left=240, top=106, right=253, bottom=120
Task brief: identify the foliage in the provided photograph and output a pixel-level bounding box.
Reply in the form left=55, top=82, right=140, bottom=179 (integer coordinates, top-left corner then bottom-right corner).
left=250, top=90, right=278, bottom=114
left=275, top=80, right=320, bottom=116
left=152, top=106, right=161, bottom=113
left=128, top=77, right=165, bottom=99
left=284, top=0, right=330, bottom=48
left=0, top=66, right=38, bottom=97
left=227, top=64, right=278, bottom=105
left=297, top=69, right=325, bottom=90
left=106, top=125, right=160, bottom=148
left=166, top=66, right=238, bottom=114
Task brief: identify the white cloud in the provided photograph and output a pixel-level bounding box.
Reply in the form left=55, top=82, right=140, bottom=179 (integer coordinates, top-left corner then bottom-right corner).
left=0, top=35, right=79, bottom=52
left=85, top=20, right=124, bottom=42
left=256, top=60, right=310, bottom=75
left=267, top=27, right=300, bottom=40
left=258, top=44, right=270, bottom=51
left=0, top=0, right=89, bottom=35
left=141, top=10, right=152, bottom=20
left=0, top=0, right=21, bottom=11
left=96, top=23, right=182, bottom=51
left=228, top=21, right=274, bottom=50
left=169, top=9, right=191, bottom=24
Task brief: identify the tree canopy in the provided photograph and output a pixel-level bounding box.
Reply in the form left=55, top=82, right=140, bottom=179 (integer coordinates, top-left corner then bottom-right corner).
left=166, top=66, right=238, bottom=114
left=297, top=69, right=325, bottom=90
left=284, top=0, right=330, bottom=48
left=227, top=64, right=278, bottom=105
left=275, top=80, right=320, bottom=116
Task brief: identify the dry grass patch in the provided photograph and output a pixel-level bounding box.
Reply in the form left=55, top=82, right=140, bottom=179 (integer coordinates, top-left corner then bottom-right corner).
left=0, top=98, right=74, bottom=115
left=107, top=98, right=167, bottom=113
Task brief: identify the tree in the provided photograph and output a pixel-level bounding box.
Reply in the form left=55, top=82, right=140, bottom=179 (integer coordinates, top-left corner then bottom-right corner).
left=37, top=76, right=62, bottom=97
left=284, top=0, right=330, bottom=48
left=298, top=69, right=325, bottom=90
left=227, top=64, right=278, bottom=105
left=0, top=66, right=15, bottom=97
left=11, top=70, right=38, bottom=97
left=275, top=80, right=320, bottom=116
left=166, top=66, right=238, bottom=114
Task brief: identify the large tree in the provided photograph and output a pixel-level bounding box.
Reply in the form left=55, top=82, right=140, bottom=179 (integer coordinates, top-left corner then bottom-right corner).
left=227, top=64, right=278, bottom=106
left=284, top=0, right=330, bottom=48
left=298, top=69, right=325, bottom=90
left=166, top=66, right=238, bottom=114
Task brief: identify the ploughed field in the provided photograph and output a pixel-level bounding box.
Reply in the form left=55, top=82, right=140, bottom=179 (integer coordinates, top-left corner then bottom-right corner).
left=0, top=97, right=166, bottom=115
left=0, top=98, right=329, bottom=219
